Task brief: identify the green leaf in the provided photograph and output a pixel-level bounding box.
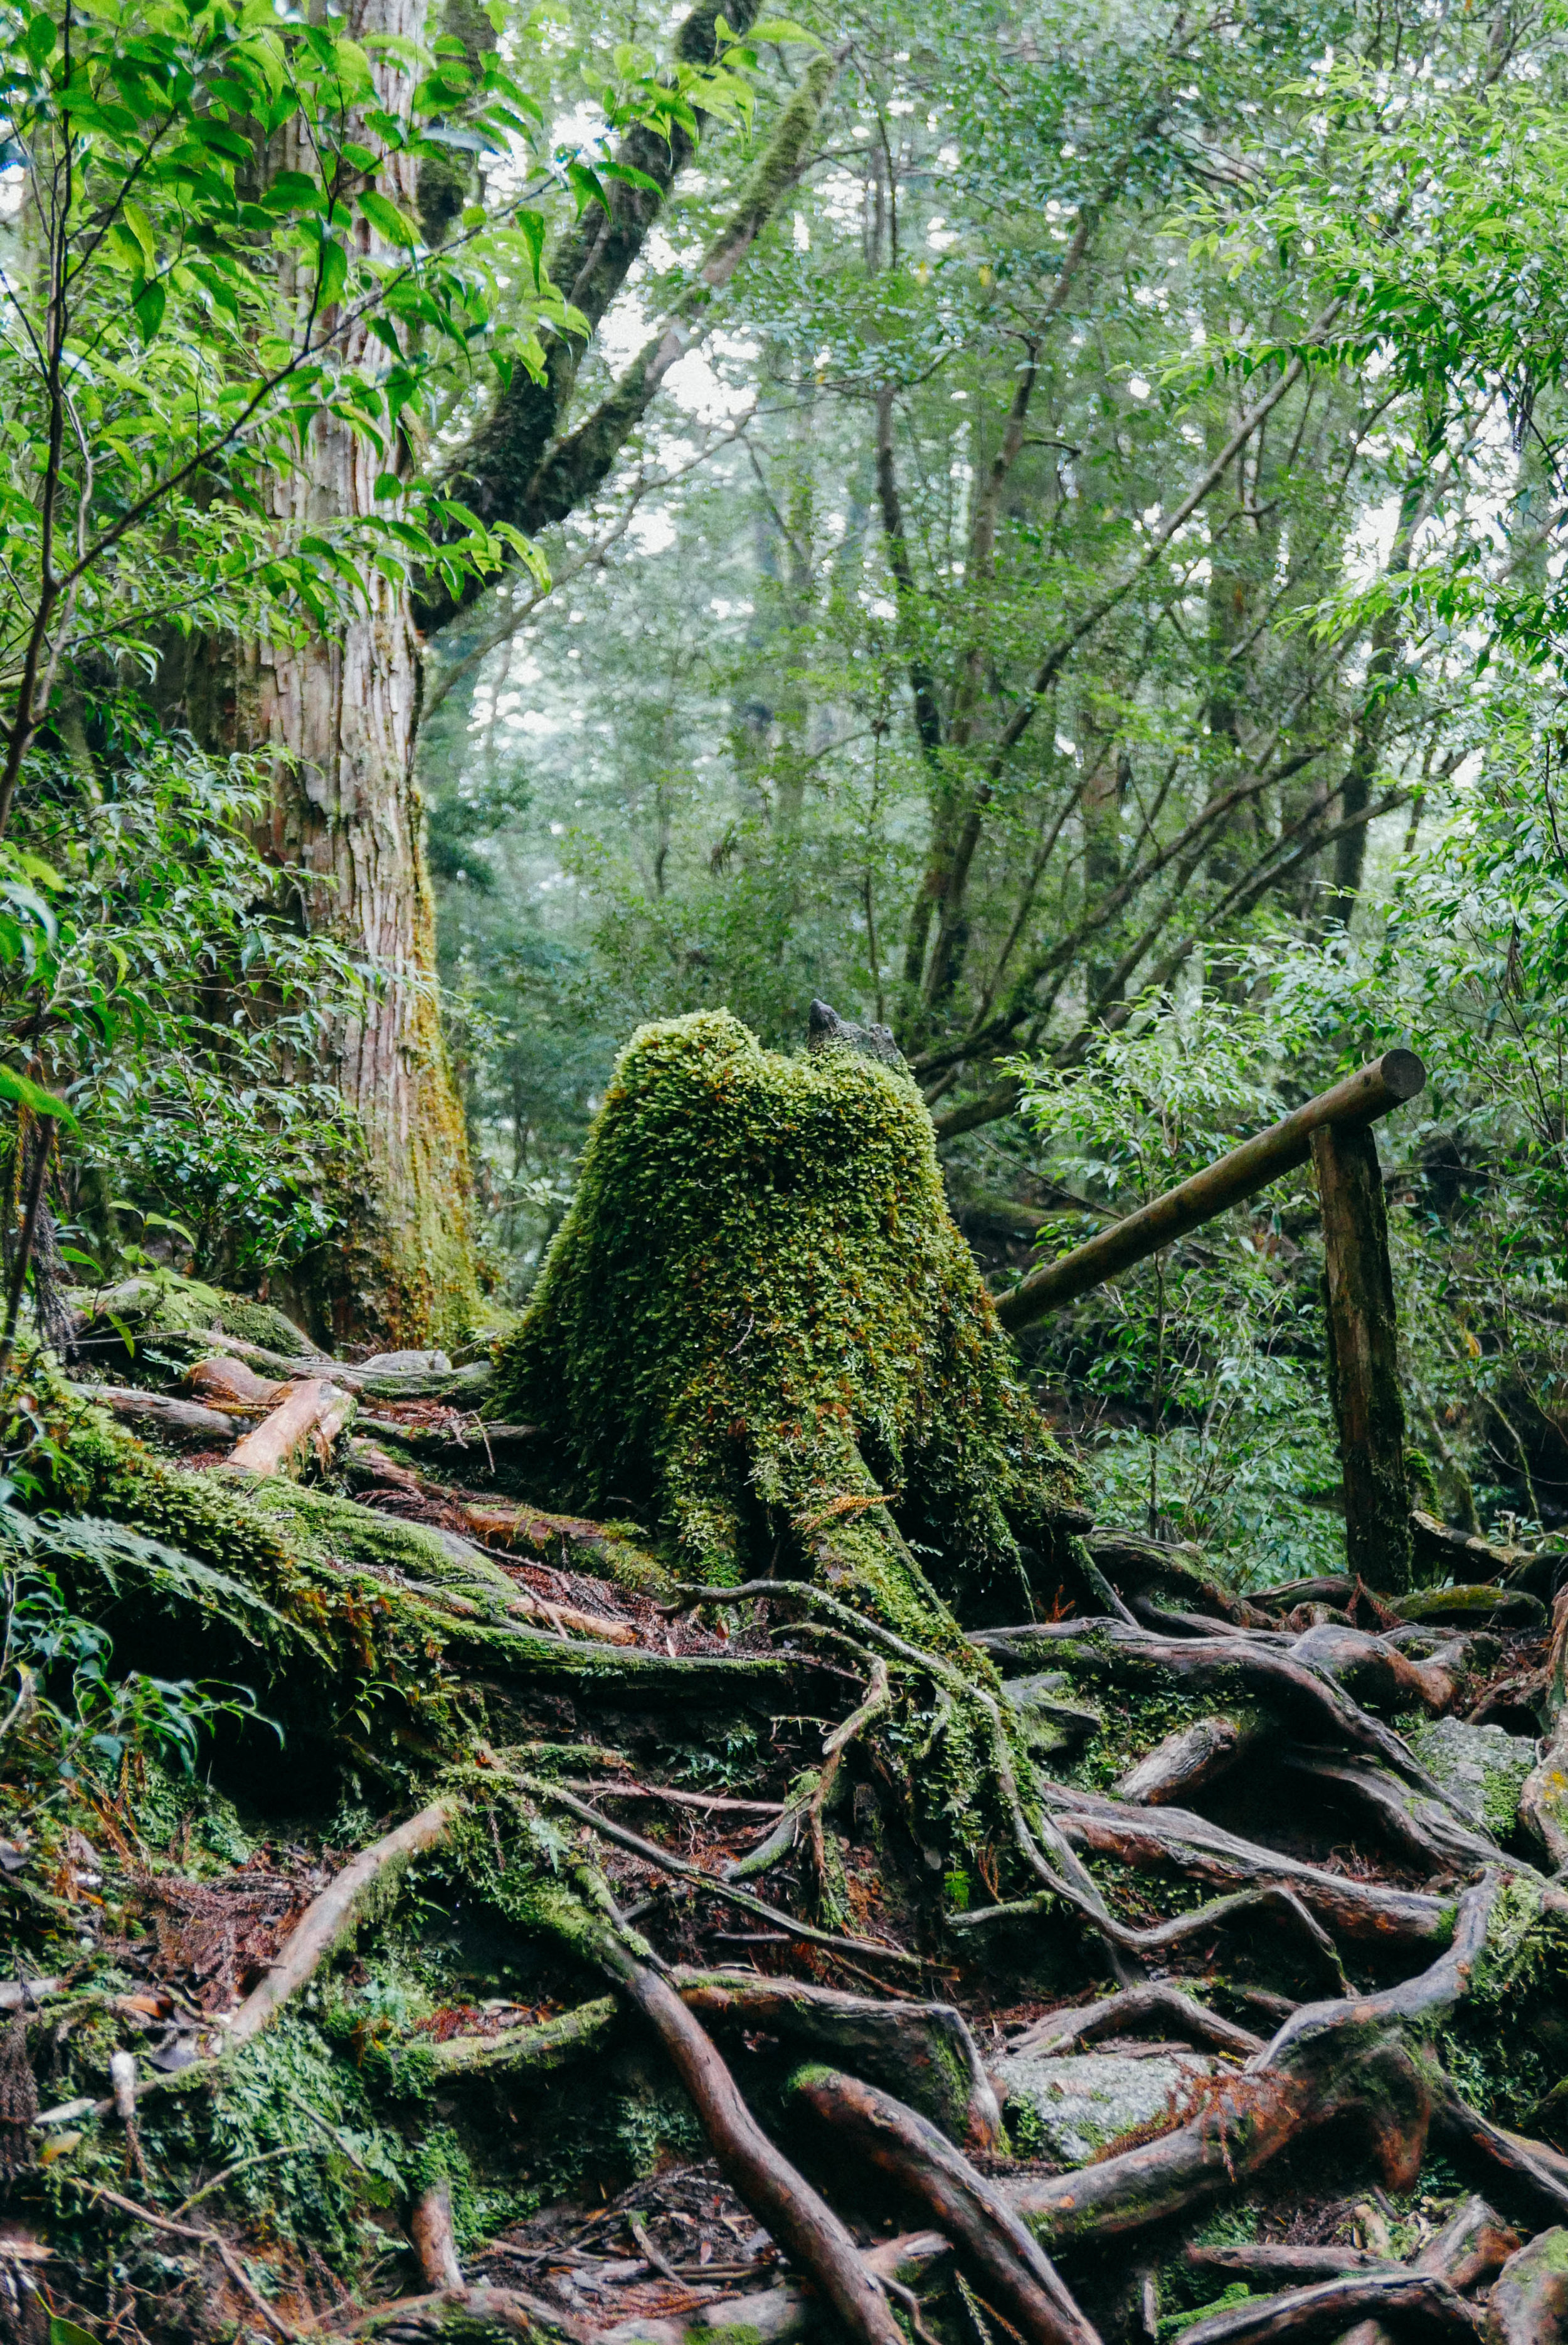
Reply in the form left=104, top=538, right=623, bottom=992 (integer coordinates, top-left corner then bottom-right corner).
left=51, top=2319, right=98, bottom=2345
left=317, top=237, right=348, bottom=309
left=132, top=279, right=166, bottom=344
left=746, top=16, right=822, bottom=40
left=599, top=160, right=662, bottom=195
left=359, top=189, right=420, bottom=249
left=514, top=206, right=544, bottom=285
left=24, top=12, right=56, bottom=63
left=0, top=1068, right=76, bottom=1130
left=566, top=161, right=610, bottom=218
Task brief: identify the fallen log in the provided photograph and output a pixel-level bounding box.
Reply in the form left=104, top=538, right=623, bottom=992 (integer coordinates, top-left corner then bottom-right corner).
left=786, top=2066, right=1101, bottom=2345
left=183, top=1355, right=285, bottom=1411
left=410, top=2183, right=466, bottom=2294
left=221, top=1377, right=356, bottom=1480
left=225, top=1799, right=457, bottom=2051
left=77, top=1385, right=244, bottom=1448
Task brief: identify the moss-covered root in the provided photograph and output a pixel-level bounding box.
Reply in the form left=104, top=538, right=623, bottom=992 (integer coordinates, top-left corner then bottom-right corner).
left=999, top=1872, right=1539, bottom=2255
left=489, top=1010, right=1086, bottom=1617
left=1483, top=2231, right=1568, bottom=2345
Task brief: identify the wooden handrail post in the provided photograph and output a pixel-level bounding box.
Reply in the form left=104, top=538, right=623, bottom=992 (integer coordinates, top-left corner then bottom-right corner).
left=1313, top=1120, right=1412, bottom=1593
left=990, top=1048, right=1427, bottom=1593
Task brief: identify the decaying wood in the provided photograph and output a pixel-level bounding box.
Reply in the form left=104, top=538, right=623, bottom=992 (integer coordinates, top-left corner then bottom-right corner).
left=1116, top=1716, right=1263, bottom=1806
left=222, top=1377, right=356, bottom=1480
left=183, top=1355, right=285, bottom=1410
left=410, top=2183, right=465, bottom=2295
left=788, top=2066, right=1101, bottom=2345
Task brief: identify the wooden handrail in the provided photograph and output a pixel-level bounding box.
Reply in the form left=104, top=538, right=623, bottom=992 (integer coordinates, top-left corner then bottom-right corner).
left=995, top=1050, right=1426, bottom=1333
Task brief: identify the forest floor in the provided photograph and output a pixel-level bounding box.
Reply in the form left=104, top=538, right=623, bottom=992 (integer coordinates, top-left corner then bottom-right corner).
left=7, top=1279, right=1568, bottom=2345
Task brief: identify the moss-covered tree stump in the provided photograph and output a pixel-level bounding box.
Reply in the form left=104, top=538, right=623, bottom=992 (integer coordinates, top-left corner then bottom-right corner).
left=489, top=1009, right=1084, bottom=1633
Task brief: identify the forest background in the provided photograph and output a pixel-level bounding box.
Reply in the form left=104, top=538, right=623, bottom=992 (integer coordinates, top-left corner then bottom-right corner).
left=4, top=0, right=1568, bottom=1597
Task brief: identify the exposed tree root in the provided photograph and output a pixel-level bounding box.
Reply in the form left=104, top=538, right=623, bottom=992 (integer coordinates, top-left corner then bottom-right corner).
left=1483, top=2231, right=1568, bottom=2345
left=430, top=1969, right=1002, bottom=2147
left=226, top=1799, right=458, bottom=2050
left=1175, top=2272, right=1481, bottom=2345
left=785, top=2065, right=1101, bottom=2345
left=1003, top=1875, right=1507, bottom=2247
left=534, top=1878, right=907, bottom=2345
left=1010, top=1984, right=1263, bottom=2060
left=1041, top=1781, right=1456, bottom=1946
left=497, top=1761, right=924, bottom=1971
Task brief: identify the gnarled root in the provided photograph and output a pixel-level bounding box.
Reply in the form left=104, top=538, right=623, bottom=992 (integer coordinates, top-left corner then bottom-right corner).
left=786, top=2064, right=1102, bottom=2345
left=535, top=1877, right=906, bottom=2345
left=1002, top=1875, right=1505, bottom=2249
left=1011, top=1984, right=1263, bottom=2061
left=1177, top=2274, right=1480, bottom=2345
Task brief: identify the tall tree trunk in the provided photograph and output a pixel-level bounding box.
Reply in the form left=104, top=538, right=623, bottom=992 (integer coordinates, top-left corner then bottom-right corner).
left=246, top=540, right=475, bottom=1351
left=245, top=0, right=475, bottom=1350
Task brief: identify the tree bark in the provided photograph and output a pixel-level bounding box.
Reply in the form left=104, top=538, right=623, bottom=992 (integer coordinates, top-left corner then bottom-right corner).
left=1313, top=1119, right=1413, bottom=1593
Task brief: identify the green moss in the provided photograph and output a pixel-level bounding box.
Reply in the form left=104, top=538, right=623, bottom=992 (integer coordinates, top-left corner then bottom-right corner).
left=83, top=1272, right=319, bottom=1358
left=29, top=1376, right=463, bottom=1749
left=489, top=1012, right=1085, bottom=1621
left=1438, top=1875, right=1568, bottom=2125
